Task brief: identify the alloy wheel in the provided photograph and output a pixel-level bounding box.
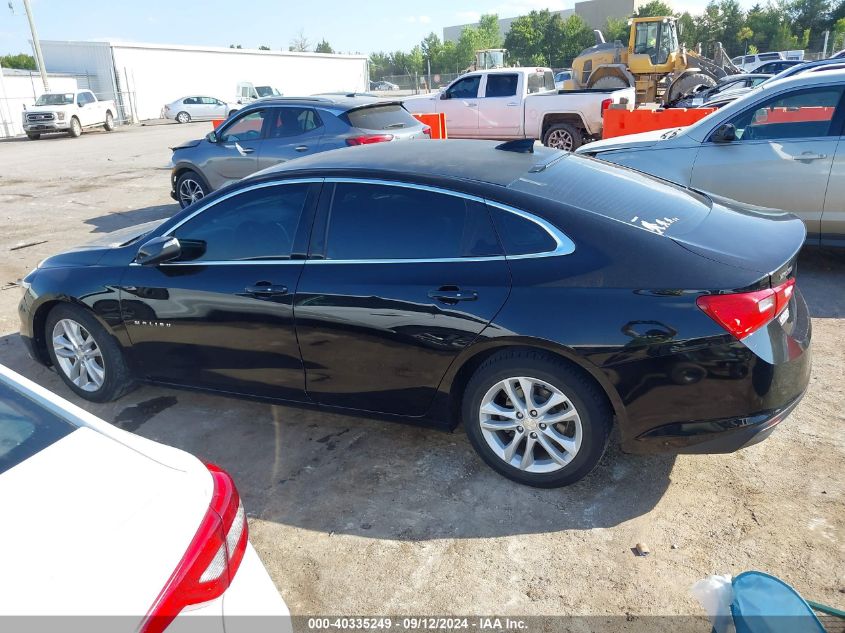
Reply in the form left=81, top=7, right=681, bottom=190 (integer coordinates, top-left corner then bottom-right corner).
left=478, top=376, right=582, bottom=474
left=52, top=318, right=105, bottom=392
left=179, top=178, right=205, bottom=206
left=546, top=129, right=574, bottom=151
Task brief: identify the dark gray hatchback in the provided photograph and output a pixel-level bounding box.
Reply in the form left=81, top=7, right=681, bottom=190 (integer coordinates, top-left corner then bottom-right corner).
left=169, top=95, right=430, bottom=208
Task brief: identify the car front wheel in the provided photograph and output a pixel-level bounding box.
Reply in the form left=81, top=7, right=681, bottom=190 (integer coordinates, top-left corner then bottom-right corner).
left=176, top=171, right=209, bottom=208
left=462, top=350, right=611, bottom=487
left=45, top=304, right=134, bottom=402
left=176, top=111, right=191, bottom=124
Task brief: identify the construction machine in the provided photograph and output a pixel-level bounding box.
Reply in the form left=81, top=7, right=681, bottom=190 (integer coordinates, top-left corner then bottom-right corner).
left=566, top=16, right=741, bottom=104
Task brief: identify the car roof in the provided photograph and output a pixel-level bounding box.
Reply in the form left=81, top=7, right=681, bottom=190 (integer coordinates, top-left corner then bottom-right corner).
left=240, top=94, right=395, bottom=111
left=253, top=139, right=564, bottom=187
left=763, top=66, right=845, bottom=89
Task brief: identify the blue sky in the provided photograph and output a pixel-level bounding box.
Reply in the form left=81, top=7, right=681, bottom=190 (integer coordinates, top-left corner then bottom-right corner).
left=2, top=0, right=759, bottom=56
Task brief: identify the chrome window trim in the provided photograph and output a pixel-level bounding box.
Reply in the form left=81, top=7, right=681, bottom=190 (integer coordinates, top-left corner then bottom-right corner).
left=314, top=177, right=575, bottom=264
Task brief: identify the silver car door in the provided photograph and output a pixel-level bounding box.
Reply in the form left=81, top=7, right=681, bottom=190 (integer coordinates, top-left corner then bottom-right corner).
left=690, top=85, right=843, bottom=241
left=821, top=133, right=845, bottom=247
left=202, top=108, right=267, bottom=187
left=257, top=107, right=325, bottom=170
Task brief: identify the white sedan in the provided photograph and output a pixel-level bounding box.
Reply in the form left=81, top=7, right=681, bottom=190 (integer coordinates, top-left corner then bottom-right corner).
left=163, top=96, right=240, bottom=124
left=0, top=364, right=290, bottom=633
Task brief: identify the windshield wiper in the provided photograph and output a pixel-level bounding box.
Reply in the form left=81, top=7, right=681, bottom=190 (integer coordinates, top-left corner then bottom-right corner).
left=385, top=122, right=406, bottom=129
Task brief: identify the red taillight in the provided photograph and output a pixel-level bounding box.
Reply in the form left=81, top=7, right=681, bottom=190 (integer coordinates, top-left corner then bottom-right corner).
left=422, top=125, right=431, bottom=137
left=697, top=278, right=795, bottom=340
left=600, top=98, right=612, bottom=115
left=345, top=134, right=394, bottom=146
left=140, top=464, right=248, bottom=633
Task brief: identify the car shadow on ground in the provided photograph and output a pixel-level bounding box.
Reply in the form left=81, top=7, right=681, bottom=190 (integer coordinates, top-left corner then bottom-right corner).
left=796, top=248, right=845, bottom=318
left=83, top=203, right=179, bottom=233
left=0, top=333, right=675, bottom=539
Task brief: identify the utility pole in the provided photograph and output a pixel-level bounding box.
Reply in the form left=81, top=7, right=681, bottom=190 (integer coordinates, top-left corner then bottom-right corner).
left=822, top=30, right=830, bottom=58
left=22, top=0, right=49, bottom=91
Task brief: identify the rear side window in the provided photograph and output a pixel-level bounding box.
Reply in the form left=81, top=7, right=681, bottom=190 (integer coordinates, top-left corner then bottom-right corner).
left=173, top=184, right=310, bottom=261
left=485, top=74, right=518, bottom=98
left=325, top=183, right=501, bottom=260
left=510, top=155, right=710, bottom=237
left=725, top=86, right=844, bottom=141
left=491, top=207, right=557, bottom=255
left=342, top=104, right=419, bottom=131
left=0, top=381, right=75, bottom=476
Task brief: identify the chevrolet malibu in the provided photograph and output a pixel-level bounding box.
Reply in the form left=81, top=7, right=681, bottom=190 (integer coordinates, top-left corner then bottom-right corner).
left=0, top=364, right=289, bottom=632
left=19, top=140, right=811, bottom=488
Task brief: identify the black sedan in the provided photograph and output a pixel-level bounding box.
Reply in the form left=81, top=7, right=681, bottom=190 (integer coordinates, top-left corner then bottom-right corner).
left=18, top=140, right=811, bottom=487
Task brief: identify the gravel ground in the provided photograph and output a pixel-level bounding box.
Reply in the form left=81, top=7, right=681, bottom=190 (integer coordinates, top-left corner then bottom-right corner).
left=0, top=123, right=842, bottom=625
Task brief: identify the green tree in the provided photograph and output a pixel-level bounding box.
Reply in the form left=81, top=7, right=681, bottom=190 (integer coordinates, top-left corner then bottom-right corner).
left=788, top=0, right=831, bottom=39
left=635, top=0, right=674, bottom=17
left=229, top=44, right=242, bottom=49
left=315, top=39, right=334, bottom=54
left=0, top=53, right=36, bottom=70
left=737, top=26, right=754, bottom=53
left=477, top=13, right=503, bottom=48
left=456, top=26, right=482, bottom=69
left=559, top=14, right=596, bottom=65
left=605, top=16, right=630, bottom=43
left=504, top=10, right=552, bottom=65
left=834, top=16, right=845, bottom=49
left=289, top=30, right=310, bottom=52
left=258, top=45, right=271, bottom=51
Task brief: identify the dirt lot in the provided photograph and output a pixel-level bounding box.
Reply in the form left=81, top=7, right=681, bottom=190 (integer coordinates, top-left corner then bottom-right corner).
left=0, top=124, right=843, bottom=623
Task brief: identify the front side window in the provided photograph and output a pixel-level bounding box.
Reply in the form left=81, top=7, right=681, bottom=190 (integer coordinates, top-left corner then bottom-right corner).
left=324, top=183, right=501, bottom=260
left=634, top=22, right=659, bottom=59
left=447, top=76, right=481, bottom=99
left=219, top=110, right=266, bottom=142
left=485, top=74, right=518, bottom=98
left=723, top=86, right=844, bottom=141
left=267, top=107, right=322, bottom=138
left=657, top=22, right=675, bottom=64
left=172, top=184, right=309, bottom=262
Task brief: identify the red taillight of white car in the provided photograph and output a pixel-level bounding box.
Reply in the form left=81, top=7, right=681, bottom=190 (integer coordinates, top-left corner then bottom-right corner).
left=697, top=278, right=795, bottom=340
left=140, top=464, right=248, bottom=633
left=346, top=134, right=394, bottom=146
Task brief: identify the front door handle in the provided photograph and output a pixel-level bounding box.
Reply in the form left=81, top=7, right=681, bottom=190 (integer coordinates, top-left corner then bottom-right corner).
left=234, top=142, right=255, bottom=155
left=428, top=287, right=478, bottom=304
left=294, top=145, right=309, bottom=152
left=244, top=282, right=288, bottom=297
left=466, top=103, right=478, bottom=108
left=793, top=152, right=827, bottom=161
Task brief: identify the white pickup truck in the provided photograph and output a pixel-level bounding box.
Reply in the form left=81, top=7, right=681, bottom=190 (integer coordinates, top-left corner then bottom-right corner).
left=403, top=67, right=634, bottom=151
left=22, top=89, right=116, bottom=140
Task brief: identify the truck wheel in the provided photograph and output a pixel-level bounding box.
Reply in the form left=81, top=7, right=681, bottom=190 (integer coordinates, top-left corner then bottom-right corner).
left=542, top=123, right=582, bottom=152
left=176, top=111, right=191, bottom=124
left=68, top=117, right=82, bottom=138
left=103, top=111, right=115, bottom=131
left=589, top=76, right=630, bottom=90
left=26, top=133, right=41, bottom=140
left=665, top=73, right=717, bottom=105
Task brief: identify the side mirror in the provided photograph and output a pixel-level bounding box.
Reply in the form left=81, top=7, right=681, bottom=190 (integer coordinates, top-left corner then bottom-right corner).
left=136, top=236, right=181, bottom=266
left=440, top=92, right=451, bottom=100
left=712, top=123, right=736, bottom=143
left=206, top=131, right=218, bottom=143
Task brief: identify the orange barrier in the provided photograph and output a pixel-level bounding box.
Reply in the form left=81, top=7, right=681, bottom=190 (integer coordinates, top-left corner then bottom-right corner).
left=412, top=112, right=448, bottom=139
left=212, top=119, right=224, bottom=129
left=755, top=106, right=835, bottom=124
left=602, top=107, right=716, bottom=138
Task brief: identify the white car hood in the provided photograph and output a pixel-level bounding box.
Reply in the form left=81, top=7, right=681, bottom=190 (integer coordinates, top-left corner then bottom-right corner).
left=578, top=128, right=680, bottom=154
left=0, top=424, right=212, bottom=623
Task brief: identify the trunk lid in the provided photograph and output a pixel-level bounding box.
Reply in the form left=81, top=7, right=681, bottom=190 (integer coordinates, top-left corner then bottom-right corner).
left=0, top=424, right=211, bottom=621
left=671, top=198, right=806, bottom=279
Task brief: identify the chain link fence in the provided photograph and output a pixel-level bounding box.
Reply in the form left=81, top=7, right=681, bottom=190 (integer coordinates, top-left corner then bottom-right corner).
left=372, top=73, right=462, bottom=95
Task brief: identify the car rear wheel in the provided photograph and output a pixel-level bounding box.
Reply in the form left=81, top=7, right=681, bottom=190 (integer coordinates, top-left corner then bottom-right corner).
left=542, top=123, right=582, bottom=152
left=45, top=304, right=134, bottom=402
left=176, top=111, right=191, bottom=124
left=26, top=133, right=40, bottom=140
left=462, top=350, right=611, bottom=487
left=176, top=171, right=209, bottom=208
left=68, top=116, right=82, bottom=138
left=103, top=111, right=115, bottom=131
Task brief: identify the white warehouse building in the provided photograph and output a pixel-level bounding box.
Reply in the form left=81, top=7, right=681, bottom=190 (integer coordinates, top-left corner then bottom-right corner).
left=38, top=40, right=370, bottom=122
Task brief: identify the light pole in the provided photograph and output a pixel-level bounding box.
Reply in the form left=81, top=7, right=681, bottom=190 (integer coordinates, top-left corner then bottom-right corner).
left=21, top=0, right=49, bottom=91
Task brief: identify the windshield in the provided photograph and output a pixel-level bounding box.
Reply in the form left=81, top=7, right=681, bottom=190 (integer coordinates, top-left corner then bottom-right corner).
left=256, top=86, right=280, bottom=97
left=34, top=93, right=74, bottom=106
left=0, top=379, right=75, bottom=475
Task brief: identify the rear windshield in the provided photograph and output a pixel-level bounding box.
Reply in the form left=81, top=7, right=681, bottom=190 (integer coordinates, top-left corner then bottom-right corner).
left=0, top=380, right=75, bottom=475
left=509, top=155, right=711, bottom=237
left=343, top=104, right=419, bottom=130
left=527, top=71, right=556, bottom=94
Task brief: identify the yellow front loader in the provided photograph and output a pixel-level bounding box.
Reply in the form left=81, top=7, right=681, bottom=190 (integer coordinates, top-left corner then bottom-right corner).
left=566, top=16, right=741, bottom=105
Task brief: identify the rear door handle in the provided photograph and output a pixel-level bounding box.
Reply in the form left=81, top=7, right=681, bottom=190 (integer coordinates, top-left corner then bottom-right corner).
left=428, top=288, right=478, bottom=304
left=506, top=102, right=519, bottom=107
left=793, top=152, right=827, bottom=161
left=244, top=283, right=288, bottom=297
left=294, top=145, right=309, bottom=152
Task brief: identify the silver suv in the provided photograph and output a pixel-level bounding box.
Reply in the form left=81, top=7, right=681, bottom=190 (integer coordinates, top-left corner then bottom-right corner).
left=169, top=95, right=430, bottom=208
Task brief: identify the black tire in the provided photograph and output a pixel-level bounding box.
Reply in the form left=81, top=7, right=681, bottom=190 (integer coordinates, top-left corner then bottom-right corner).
left=176, top=111, right=191, bottom=124
left=44, top=304, right=135, bottom=403
left=26, top=132, right=40, bottom=140
left=68, top=116, right=82, bottom=138
left=104, top=111, right=115, bottom=131
left=176, top=170, right=209, bottom=208
left=542, top=122, right=583, bottom=152
left=665, top=72, right=717, bottom=105
left=462, top=349, right=612, bottom=488
left=588, top=75, right=630, bottom=90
